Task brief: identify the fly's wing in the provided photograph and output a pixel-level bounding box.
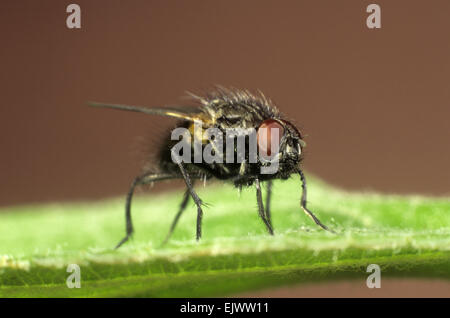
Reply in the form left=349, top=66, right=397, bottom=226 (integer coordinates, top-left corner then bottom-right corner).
left=88, top=101, right=209, bottom=123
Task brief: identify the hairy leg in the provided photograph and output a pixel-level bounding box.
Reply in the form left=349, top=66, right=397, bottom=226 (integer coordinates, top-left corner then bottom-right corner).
left=265, top=180, right=273, bottom=228
left=298, top=168, right=335, bottom=233
left=115, top=172, right=177, bottom=249
left=255, top=178, right=274, bottom=235
left=161, top=187, right=192, bottom=245
left=175, top=162, right=205, bottom=240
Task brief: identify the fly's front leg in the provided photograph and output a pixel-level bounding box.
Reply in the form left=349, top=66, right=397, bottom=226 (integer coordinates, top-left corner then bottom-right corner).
left=255, top=178, right=274, bottom=235
left=298, top=168, right=335, bottom=233
left=265, top=180, right=273, bottom=228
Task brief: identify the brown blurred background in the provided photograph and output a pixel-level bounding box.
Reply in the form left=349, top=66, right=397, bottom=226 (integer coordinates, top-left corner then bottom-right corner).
left=1, top=0, right=449, bottom=207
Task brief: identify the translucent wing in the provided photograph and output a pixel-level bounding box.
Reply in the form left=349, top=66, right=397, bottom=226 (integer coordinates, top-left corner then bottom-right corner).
left=88, top=101, right=206, bottom=122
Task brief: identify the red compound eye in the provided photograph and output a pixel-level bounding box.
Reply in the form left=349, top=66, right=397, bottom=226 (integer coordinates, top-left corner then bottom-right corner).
left=257, top=119, right=284, bottom=157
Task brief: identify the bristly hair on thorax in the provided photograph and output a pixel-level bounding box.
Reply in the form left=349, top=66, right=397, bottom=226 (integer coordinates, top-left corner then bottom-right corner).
left=188, top=86, right=277, bottom=109
left=185, top=86, right=282, bottom=122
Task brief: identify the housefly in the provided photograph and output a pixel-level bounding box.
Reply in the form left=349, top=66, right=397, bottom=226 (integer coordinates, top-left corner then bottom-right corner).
left=90, top=87, right=334, bottom=248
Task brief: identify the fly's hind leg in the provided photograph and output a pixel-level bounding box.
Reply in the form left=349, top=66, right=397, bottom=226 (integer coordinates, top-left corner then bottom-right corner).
left=115, top=172, right=177, bottom=249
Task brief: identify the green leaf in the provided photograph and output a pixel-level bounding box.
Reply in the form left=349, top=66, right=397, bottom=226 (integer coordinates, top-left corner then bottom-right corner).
left=0, top=176, right=449, bottom=297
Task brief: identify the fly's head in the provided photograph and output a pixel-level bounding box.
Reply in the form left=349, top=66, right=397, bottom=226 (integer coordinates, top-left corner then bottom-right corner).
left=256, top=118, right=305, bottom=178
